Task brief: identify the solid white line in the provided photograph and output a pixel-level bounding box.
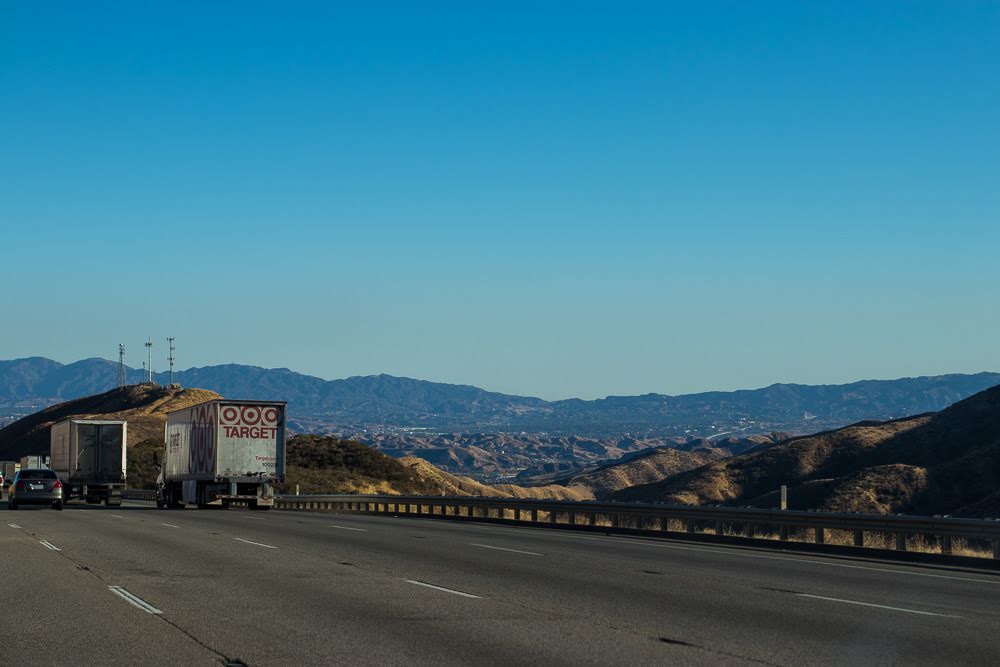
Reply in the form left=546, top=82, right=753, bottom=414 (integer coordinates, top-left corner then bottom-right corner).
left=330, top=525, right=368, bottom=532
left=233, top=537, right=277, bottom=549
left=39, top=540, right=61, bottom=551
left=7, top=523, right=21, bottom=529
left=108, top=586, right=163, bottom=614
left=161, top=523, right=180, bottom=528
left=469, top=543, right=543, bottom=556
left=111, top=514, right=124, bottom=519
left=403, top=580, right=482, bottom=598
left=797, top=593, right=962, bottom=618
left=556, top=533, right=1000, bottom=586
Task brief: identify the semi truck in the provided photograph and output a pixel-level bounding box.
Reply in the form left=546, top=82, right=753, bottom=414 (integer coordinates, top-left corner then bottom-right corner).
left=157, top=399, right=286, bottom=510
left=1, top=461, right=20, bottom=481
left=20, top=455, right=49, bottom=469
left=50, top=419, right=127, bottom=506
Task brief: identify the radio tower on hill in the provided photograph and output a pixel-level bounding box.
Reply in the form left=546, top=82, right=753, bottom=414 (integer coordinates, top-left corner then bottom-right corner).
left=167, top=337, right=175, bottom=387
left=118, top=343, right=126, bottom=388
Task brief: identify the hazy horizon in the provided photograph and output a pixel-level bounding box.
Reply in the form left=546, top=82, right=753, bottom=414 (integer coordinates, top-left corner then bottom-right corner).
left=5, top=353, right=998, bottom=403
left=3, top=3, right=998, bottom=400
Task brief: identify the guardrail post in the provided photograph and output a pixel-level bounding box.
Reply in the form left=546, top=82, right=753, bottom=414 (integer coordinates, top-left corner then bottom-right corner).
left=993, top=540, right=1000, bottom=560
left=941, top=535, right=952, bottom=555
left=530, top=509, right=538, bottom=522
left=814, top=527, right=825, bottom=544
left=612, top=514, right=620, bottom=529
left=569, top=511, right=577, bottom=525
left=659, top=517, right=669, bottom=532
left=549, top=510, right=557, bottom=524
left=895, top=532, right=907, bottom=551
left=685, top=520, right=695, bottom=534
left=853, top=530, right=864, bottom=547
left=589, top=513, right=597, bottom=526
left=779, top=525, right=789, bottom=541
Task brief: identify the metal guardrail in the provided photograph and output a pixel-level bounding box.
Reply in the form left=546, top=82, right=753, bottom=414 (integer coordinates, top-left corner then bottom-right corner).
left=274, top=494, right=1000, bottom=560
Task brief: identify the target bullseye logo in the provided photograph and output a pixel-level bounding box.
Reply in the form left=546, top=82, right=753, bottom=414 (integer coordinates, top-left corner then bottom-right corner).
left=220, top=404, right=280, bottom=426
left=241, top=406, right=261, bottom=425
left=221, top=406, right=239, bottom=424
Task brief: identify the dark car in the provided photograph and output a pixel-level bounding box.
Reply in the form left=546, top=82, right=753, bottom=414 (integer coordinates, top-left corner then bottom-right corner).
left=8, top=469, right=63, bottom=510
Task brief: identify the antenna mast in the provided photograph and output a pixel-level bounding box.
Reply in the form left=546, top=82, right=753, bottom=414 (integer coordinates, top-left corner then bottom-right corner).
left=118, top=343, right=126, bottom=388
left=167, top=337, right=175, bottom=386
left=145, top=338, right=153, bottom=384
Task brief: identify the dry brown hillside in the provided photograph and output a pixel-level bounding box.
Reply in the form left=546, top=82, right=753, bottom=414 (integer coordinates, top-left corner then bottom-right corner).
left=611, top=382, right=1000, bottom=517
left=0, top=384, right=222, bottom=458
left=400, top=457, right=592, bottom=500
left=559, top=447, right=726, bottom=499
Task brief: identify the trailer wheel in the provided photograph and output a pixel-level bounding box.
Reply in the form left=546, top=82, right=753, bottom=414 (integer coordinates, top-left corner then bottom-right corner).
left=166, top=484, right=184, bottom=509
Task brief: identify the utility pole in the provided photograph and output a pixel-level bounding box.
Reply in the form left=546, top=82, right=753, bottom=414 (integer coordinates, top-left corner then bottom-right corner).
left=145, top=338, right=153, bottom=384
left=167, top=337, right=175, bottom=386
left=117, top=343, right=126, bottom=388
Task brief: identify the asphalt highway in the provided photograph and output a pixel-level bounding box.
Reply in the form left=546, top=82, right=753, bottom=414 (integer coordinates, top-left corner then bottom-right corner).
left=4, top=499, right=1000, bottom=666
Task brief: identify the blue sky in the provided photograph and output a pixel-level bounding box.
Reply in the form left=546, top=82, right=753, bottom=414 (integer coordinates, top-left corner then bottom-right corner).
left=1, top=2, right=998, bottom=399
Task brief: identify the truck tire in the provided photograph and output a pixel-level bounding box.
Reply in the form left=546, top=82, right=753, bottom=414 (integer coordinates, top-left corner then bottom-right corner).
left=53, top=500, right=63, bottom=511
left=166, top=485, right=183, bottom=509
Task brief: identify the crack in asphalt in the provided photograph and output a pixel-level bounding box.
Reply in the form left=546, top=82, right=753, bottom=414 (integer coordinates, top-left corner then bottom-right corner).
left=7, top=522, right=243, bottom=666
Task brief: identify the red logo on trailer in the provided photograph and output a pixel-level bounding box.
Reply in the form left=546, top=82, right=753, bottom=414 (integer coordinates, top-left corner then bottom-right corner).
left=220, top=404, right=281, bottom=439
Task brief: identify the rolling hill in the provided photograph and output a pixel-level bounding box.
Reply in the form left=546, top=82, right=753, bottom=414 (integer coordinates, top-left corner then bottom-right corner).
left=0, top=384, right=222, bottom=460
left=611, top=383, right=1000, bottom=517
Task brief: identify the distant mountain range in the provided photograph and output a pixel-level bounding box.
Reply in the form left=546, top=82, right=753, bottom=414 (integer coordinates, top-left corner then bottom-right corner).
left=1, top=357, right=998, bottom=438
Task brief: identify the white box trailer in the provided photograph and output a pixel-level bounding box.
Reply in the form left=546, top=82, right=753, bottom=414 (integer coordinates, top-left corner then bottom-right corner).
left=1, top=461, right=20, bottom=480
left=20, top=455, right=49, bottom=470
left=50, top=419, right=127, bottom=506
left=158, top=400, right=286, bottom=510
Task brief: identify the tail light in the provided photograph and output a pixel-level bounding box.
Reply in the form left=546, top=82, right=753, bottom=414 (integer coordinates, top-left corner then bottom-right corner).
left=53, top=480, right=63, bottom=489
left=15, top=481, right=24, bottom=489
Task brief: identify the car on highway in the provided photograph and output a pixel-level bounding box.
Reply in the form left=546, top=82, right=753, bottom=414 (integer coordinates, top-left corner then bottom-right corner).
left=8, top=468, right=63, bottom=510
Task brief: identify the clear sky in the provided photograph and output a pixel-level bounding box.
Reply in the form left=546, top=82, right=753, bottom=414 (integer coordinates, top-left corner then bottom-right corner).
left=1, top=2, right=997, bottom=400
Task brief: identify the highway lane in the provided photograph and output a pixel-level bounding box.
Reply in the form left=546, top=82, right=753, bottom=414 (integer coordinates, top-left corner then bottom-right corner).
left=4, top=502, right=1000, bottom=667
